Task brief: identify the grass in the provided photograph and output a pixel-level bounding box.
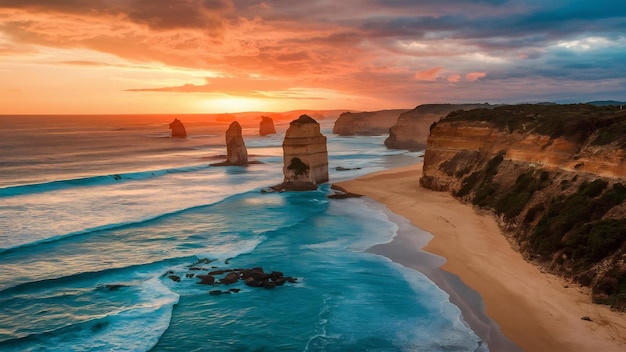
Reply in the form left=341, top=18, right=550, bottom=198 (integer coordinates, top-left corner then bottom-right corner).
left=443, top=104, right=626, bottom=146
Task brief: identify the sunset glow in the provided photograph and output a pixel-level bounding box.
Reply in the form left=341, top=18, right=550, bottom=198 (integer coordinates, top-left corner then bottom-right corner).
left=1, top=1, right=625, bottom=114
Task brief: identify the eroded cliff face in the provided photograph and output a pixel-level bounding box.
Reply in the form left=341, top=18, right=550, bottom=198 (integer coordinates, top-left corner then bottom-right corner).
left=420, top=104, right=626, bottom=309
left=384, top=103, right=492, bottom=150
left=333, top=109, right=409, bottom=136
left=278, top=115, right=328, bottom=190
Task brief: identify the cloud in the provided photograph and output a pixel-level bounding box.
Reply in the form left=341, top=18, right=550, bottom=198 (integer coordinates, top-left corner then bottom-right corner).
left=414, top=67, right=443, bottom=81
left=126, top=0, right=234, bottom=30
left=465, top=72, right=487, bottom=81
left=1, top=0, right=625, bottom=111
left=447, top=74, right=461, bottom=83
left=125, top=76, right=328, bottom=100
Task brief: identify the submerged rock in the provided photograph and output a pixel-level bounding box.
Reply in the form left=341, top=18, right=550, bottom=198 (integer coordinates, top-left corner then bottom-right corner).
left=102, top=284, right=128, bottom=291
left=211, top=121, right=248, bottom=166
left=259, top=116, right=277, bottom=136
left=273, top=115, right=328, bottom=191
left=169, top=118, right=187, bottom=138
left=327, top=184, right=363, bottom=199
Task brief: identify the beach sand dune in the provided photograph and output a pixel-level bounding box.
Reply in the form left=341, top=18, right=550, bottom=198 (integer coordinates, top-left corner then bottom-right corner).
left=336, top=162, right=626, bottom=352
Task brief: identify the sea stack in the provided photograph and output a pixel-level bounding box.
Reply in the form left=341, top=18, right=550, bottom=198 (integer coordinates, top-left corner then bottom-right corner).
left=225, top=121, right=248, bottom=166
left=259, top=116, right=276, bottom=136
left=212, top=121, right=248, bottom=166
left=169, top=118, right=187, bottom=137
left=276, top=115, right=328, bottom=190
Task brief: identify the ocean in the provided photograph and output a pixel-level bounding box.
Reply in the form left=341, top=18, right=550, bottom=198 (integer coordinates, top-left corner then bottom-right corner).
left=0, top=114, right=487, bottom=351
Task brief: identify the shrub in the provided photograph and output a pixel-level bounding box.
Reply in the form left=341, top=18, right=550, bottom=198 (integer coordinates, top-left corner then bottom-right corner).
left=523, top=203, right=545, bottom=224
left=531, top=179, right=624, bottom=262
left=455, top=152, right=504, bottom=198
left=568, top=219, right=626, bottom=266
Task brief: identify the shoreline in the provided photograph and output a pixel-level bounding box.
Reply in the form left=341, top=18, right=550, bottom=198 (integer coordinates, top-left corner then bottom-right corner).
left=335, top=162, right=626, bottom=352
left=364, top=204, right=520, bottom=351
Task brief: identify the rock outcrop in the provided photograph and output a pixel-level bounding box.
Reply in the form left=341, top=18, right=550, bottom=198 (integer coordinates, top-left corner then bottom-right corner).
left=384, top=104, right=492, bottom=150
left=169, top=118, right=187, bottom=137
left=211, top=121, right=248, bottom=166
left=259, top=116, right=277, bottom=136
left=274, top=115, right=328, bottom=191
left=165, top=258, right=299, bottom=293
left=420, top=104, right=626, bottom=309
left=333, top=109, right=409, bottom=136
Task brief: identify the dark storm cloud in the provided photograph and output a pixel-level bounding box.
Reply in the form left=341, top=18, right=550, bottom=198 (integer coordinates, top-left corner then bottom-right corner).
left=0, top=0, right=234, bottom=30
left=127, top=0, right=233, bottom=30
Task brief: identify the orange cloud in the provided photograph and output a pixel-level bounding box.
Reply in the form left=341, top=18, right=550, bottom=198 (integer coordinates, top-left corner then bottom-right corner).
left=465, top=72, right=487, bottom=82
left=414, top=67, right=443, bottom=81
left=447, top=74, right=462, bottom=83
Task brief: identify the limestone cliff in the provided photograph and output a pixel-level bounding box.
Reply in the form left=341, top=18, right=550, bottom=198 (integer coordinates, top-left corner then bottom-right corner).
left=333, top=109, right=409, bottom=136
left=169, top=118, right=187, bottom=137
left=384, top=104, right=492, bottom=150
left=420, top=104, right=626, bottom=309
left=259, top=116, right=276, bottom=136
left=212, top=121, right=248, bottom=166
left=275, top=115, right=328, bottom=191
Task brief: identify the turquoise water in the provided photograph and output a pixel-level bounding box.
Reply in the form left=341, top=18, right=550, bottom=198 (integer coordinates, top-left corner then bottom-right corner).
left=0, top=115, right=485, bottom=351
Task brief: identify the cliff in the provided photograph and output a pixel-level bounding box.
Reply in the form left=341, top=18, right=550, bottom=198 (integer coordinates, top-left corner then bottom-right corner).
left=384, top=104, right=492, bottom=150
left=420, top=104, right=626, bottom=309
left=211, top=121, right=248, bottom=166
left=332, top=109, right=409, bottom=136
left=259, top=116, right=276, bottom=136
left=169, top=118, right=187, bottom=137
left=275, top=115, right=328, bottom=191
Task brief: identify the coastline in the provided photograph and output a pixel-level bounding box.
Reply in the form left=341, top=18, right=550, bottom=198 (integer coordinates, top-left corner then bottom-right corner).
left=335, top=162, right=626, bottom=352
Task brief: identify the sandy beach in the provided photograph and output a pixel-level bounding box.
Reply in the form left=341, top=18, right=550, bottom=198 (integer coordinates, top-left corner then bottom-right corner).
left=336, top=162, right=626, bottom=352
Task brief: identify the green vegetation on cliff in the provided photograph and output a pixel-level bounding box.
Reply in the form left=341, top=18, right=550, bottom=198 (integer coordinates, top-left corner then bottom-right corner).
left=444, top=104, right=626, bottom=147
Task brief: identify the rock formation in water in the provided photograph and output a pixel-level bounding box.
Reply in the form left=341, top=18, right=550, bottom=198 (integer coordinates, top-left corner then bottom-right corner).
left=419, top=103, right=626, bottom=309
left=332, top=109, right=409, bottom=136
left=259, top=116, right=277, bottom=136
left=384, top=104, right=492, bottom=149
left=274, top=115, right=328, bottom=191
left=164, top=258, right=299, bottom=293
left=169, top=118, right=187, bottom=137
left=211, top=121, right=248, bottom=166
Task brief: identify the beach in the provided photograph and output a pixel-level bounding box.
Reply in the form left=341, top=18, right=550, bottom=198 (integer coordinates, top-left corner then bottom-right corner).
left=336, top=162, right=626, bottom=352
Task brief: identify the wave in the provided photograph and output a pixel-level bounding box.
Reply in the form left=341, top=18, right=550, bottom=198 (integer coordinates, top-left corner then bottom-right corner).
left=0, top=184, right=278, bottom=255
left=0, top=197, right=227, bottom=255
left=0, top=164, right=212, bottom=197
left=0, top=256, right=193, bottom=298
left=0, top=278, right=179, bottom=351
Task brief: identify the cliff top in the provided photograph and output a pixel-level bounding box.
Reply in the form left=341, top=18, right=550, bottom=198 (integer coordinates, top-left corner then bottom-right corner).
left=411, top=103, right=492, bottom=115
left=227, top=120, right=242, bottom=131
left=442, top=104, right=626, bottom=148
left=169, top=118, right=184, bottom=126
left=291, top=114, right=318, bottom=125
left=339, top=109, right=409, bottom=117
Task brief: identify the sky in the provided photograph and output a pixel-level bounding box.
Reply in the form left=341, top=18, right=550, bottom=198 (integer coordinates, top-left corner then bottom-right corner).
left=1, top=0, right=625, bottom=114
